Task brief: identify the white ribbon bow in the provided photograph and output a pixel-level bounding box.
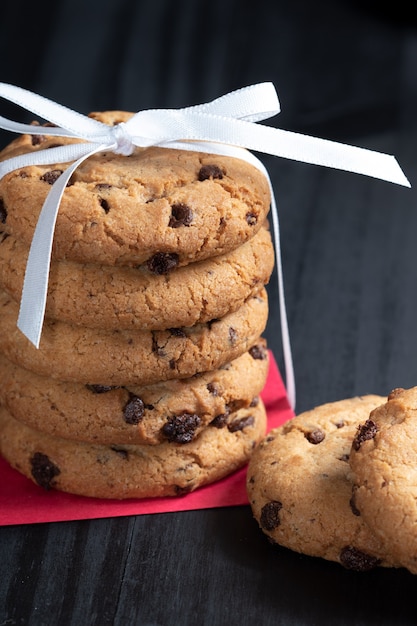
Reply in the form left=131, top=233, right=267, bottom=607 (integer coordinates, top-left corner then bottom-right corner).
left=0, top=82, right=410, bottom=409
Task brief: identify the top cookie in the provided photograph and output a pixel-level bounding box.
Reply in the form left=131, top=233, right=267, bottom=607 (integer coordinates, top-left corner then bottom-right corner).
left=0, top=111, right=270, bottom=267
left=247, top=395, right=397, bottom=571
left=349, top=386, right=417, bottom=575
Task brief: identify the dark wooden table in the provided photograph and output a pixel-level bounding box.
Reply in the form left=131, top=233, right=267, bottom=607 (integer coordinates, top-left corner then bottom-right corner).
left=1, top=1, right=417, bottom=624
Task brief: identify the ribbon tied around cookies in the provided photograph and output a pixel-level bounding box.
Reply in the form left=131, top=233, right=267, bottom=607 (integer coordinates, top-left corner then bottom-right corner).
left=0, top=81, right=411, bottom=409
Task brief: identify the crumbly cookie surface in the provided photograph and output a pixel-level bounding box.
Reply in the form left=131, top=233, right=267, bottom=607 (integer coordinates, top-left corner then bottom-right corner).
left=0, top=344, right=268, bottom=445
left=349, top=387, right=417, bottom=574
left=0, top=288, right=268, bottom=385
left=0, top=399, right=267, bottom=499
left=0, top=111, right=270, bottom=267
left=0, top=226, right=274, bottom=331
left=247, top=395, right=397, bottom=570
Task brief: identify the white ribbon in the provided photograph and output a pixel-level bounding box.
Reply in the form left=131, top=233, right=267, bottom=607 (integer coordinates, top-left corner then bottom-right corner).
left=0, top=82, right=411, bottom=409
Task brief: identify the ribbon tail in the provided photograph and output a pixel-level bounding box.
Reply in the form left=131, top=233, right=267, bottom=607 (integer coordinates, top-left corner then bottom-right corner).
left=268, top=184, right=296, bottom=411
left=17, top=146, right=107, bottom=347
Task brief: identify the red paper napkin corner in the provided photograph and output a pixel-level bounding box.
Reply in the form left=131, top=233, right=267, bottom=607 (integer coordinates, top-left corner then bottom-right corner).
left=0, top=352, right=293, bottom=526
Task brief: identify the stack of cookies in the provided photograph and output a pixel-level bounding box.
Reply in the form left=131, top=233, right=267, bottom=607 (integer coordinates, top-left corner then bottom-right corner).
left=0, top=110, right=275, bottom=499
left=247, top=389, right=417, bottom=574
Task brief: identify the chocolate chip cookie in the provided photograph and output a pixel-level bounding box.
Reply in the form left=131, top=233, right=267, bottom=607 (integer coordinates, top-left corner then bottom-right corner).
left=349, top=386, right=417, bottom=574
left=0, top=110, right=270, bottom=267
left=0, top=226, right=274, bottom=330
left=247, top=395, right=398, bottom=570
left=0, top=398, right=267, bottom=499
left=0, top=288, right=268, bottom=386
left=0, top=343, right=268, bottom=445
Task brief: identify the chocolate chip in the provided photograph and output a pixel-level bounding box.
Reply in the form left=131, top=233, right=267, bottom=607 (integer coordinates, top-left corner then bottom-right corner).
left=250, top=396, right=260, bottom=407
left=246, top=211, right=258, bottom=226
left=249, top=344, right=267, bottom=360
left=0, top=198, right=7, bottom=224
left=99, top=198, right=110, bottom=213
left=207, top=382, right=220, bottom=396
left=229, top=327, right=238, bottom=345
left=174, top=484, right=193, bottom=496
left=95, top=183, right=112, bottom=191
left=198, top=164, right=224, bottom=181
left=339, top=453, right=350, bottom=462
left=169, top=359, right=177, bottom=369
left=260, top=501, right=282, bottom=530
left=123, top=394, right=145, bottom=425
left=169, top=328, right=186, bottom=338
left=352, top=418, right=378, bottom=451
left=40, top=169, right=63, bottom=185
left=151, top=332, right=166, bottom=357
left=210, top=413, right=229, bottom=428
left=349, top=493, right=361, bottom=516
left=339, top=546, right=380, bottom=571
left=161, top=413, right=201, bottom=443
left=147, top=252, right=179, bottom=275
left=228, top=415, right=255, bottom=432
left=30, top=452, right=60, bottom=490
left=305, top=429, right=325, bottom=444
left=169, top=203, right=193, bottom=228
left=31, top=134, right=45, bottom=146
left=335, top=420, right=345, bottom=428
left=86, top=384, right=117, bottom=393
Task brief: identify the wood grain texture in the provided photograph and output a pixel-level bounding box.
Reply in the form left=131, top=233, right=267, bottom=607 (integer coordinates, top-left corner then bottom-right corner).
left=1, top=0, right=417, bottom=624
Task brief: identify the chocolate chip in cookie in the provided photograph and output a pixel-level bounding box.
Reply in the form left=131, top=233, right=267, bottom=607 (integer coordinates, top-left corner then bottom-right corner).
left=169, top=203, right=193, bottom=228
left=40, top=169, right=63, bottom=185
left=123, top=394, right=145, bottom=425
left=198, top=164, right=224, bottom=181
left=352, top=418, right=378, bottom=450
left=260, top=501, right=283, bottom=531
left=339, top=546, right=381, bottom=571
left=162, top=413, right=201, bottom=443
left=0, top=199, right=7, bottom=224
left=30, top=452, right=60, bottom=490
left=147, top=252, right=179, bottom=274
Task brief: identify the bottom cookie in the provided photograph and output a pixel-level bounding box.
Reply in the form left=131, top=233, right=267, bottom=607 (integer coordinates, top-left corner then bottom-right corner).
left=0, top=399, right=267, bottom=499
left=247, top=395, right=399, bottom=571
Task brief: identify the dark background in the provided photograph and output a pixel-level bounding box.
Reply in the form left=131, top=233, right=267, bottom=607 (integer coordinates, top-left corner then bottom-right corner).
left=1, top=1, right=417, bottom=624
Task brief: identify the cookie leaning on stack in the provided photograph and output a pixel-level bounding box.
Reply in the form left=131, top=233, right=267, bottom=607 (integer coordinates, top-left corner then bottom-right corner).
left=0, top=110, right=275, bottom=498
left=349, top=386, right=417, bottom=575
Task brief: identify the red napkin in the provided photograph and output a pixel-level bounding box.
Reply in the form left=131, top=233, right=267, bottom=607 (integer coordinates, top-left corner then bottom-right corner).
left=0, top=352, right=293, bottom=526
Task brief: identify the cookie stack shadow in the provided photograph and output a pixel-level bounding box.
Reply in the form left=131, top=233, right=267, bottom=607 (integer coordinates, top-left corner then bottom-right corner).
left=0, top=110, right=275, bottom=499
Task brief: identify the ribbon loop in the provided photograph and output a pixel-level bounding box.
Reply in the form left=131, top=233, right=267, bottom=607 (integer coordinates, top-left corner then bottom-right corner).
left=0, top=82, right=411, bottom=410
